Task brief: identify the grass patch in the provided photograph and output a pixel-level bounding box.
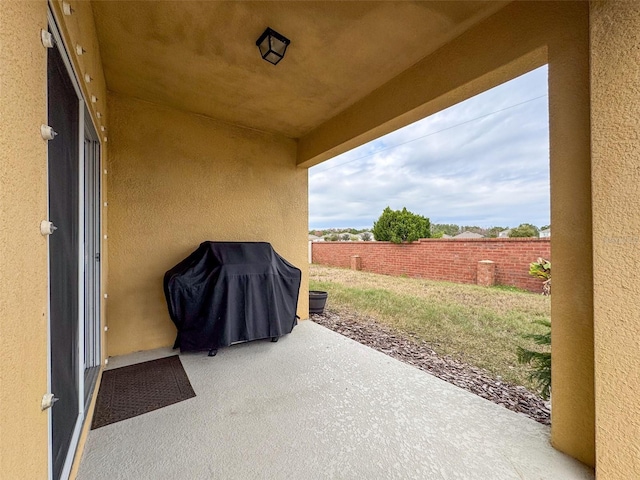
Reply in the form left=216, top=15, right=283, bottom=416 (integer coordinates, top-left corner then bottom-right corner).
left=492, top=284, right=530, bottom=294
left=310, top=265, right=550, bottom=390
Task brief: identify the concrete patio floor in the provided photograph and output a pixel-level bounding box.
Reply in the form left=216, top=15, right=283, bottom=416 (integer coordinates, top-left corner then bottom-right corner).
left=77, top=320, right=594, bottom=480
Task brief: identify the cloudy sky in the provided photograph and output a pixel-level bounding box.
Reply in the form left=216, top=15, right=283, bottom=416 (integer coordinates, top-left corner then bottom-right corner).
left=308, top=65, right=550, bottom=230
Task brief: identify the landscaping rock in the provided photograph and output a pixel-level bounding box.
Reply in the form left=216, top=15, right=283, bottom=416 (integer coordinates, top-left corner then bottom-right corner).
left=311, top=309, right=551, bottom=426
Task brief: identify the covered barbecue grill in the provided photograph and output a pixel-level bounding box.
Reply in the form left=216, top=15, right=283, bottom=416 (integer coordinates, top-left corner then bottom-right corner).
left=164, top=242, right=301, bottom=355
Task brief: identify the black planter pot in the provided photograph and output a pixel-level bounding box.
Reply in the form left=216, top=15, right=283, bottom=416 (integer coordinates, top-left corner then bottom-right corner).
left=309, top=290, right=328, bottom=314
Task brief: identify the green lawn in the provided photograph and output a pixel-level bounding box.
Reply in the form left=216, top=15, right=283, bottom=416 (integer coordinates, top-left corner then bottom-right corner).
left=310, top=265, right=550, bottom=390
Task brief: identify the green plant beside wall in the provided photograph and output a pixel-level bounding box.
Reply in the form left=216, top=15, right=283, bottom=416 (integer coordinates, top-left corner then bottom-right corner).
left=517, top=320, right=551, bottom=400
left=517, top=258, right=552, bottom=399
left=529, top=257, right=551, bottom=296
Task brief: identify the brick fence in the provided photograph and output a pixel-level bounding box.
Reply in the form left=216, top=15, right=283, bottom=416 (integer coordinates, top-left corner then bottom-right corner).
left=311, top=238, right=551, bottom=293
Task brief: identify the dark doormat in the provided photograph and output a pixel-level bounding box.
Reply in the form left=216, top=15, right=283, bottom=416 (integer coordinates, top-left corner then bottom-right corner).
left=91, top=355, right=195, bottom=429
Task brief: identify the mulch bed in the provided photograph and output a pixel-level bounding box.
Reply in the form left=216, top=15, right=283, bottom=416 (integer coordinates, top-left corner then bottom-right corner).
left=311, top=309, right=550, bottom=426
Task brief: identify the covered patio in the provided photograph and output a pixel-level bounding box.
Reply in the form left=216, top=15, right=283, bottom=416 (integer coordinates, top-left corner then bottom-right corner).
left=3, top=1, right=640, bottom=479
left=78, top=321, right=592, bottom=480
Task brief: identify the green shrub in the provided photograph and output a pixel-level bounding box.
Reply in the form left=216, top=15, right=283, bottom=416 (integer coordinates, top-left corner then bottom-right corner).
left=517, top=258, right=552, bottom=399
left=517, top=320, right=551, bottom=400
left=372, top=207, right=430, bottom=243
left=529, top=257, right=551, bottom=296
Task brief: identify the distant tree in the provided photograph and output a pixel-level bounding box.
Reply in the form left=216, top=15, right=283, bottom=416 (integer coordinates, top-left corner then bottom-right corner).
left=509, top=223, right=540, bottom=238
left=324, top=234, right=340, bottom=242
left=431, top=223, right=460, bottom=237
left=372, top=207, right=430, bottom=243
left=486, top=226, right=507, bottom=238
left=341, top=233, right=351, bottom=241
left=431, top=231, right=444, bottom=238
left=360, top=232, right=373, bottom=241
left=540, top=224, right=550, bottom=231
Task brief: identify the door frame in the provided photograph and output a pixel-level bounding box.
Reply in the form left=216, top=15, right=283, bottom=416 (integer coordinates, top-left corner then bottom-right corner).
left=83, top=109, right=102, bottom=407
left=47, top=8, right=102, bottom=480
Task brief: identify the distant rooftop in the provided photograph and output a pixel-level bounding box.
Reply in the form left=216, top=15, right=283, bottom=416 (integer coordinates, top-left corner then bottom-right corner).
left=454, top=231, right=484, bottom=239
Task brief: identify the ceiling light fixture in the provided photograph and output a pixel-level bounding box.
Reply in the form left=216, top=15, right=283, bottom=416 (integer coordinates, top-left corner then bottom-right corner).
left=256, top=27, right=290, bottom=65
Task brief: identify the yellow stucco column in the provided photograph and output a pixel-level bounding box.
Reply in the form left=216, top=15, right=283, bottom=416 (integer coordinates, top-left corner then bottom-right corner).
left=591, top=1, right=640, bottom=477
left=547, top=2, right=595, bottom=467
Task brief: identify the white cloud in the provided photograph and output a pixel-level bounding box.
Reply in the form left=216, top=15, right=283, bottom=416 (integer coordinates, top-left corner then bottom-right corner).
left=309, top=66, right=550, bottom=230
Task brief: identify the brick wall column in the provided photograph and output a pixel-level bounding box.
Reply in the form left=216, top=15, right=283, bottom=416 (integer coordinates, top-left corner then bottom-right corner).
left=477, top=260, right=496, bottom=287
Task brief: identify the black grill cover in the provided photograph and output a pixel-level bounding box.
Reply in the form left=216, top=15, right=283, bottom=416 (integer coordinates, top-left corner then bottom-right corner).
left=164, top=242, right=301, bottom=352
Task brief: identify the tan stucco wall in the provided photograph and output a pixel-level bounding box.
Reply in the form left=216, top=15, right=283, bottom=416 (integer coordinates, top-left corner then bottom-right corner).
left=0, top=3, right=49, bottom=477
left=106, top=93, right=308, bottom=356
left=591, top=2, right=640, bottom=477
left=299, top=1, right=595, bottom=467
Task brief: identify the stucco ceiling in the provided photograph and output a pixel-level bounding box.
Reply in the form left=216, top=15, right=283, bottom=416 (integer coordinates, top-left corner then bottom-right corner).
left=92, top=1, right=507, bottom=138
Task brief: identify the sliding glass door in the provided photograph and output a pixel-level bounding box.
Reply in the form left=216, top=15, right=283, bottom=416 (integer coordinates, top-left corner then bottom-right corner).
left=47, top=11, right=102, bottom=479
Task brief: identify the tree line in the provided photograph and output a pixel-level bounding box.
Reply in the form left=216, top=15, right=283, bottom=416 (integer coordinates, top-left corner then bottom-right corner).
left=312, top=207, right=549, bottom=243
left=431, top=222, right=549, bottom=239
